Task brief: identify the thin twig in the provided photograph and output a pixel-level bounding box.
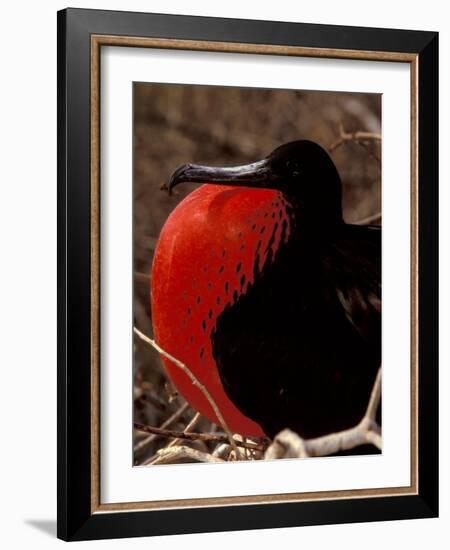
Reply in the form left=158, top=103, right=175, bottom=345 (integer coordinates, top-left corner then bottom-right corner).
left=329, top=123, right=382, bottom=155
left=133, top=327, right=242, bottom=459
left=168, top=412, right=201, bottom=448
left=149, top=445, right=225, bottom=465
left=141, top=412, right=202, bottom=466
left=134, top=423, right=265, bottom=452
left=330, top=124, right=382, bottom=227
left=134, top=401, right=189, bottom=454
left=357, top=139, right=381, bottom=163
left=364, top=367, right=382, bottom=421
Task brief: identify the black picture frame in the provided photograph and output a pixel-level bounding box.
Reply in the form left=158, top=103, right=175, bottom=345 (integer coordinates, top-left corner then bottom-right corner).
left=57, top=7, right=438, bottom=541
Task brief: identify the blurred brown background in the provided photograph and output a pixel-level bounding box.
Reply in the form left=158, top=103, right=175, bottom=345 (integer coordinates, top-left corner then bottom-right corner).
left=133, top=83, right=381, bottom=465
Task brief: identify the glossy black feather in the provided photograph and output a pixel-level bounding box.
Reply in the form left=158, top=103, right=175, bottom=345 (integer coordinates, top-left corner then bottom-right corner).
left=211, top=222, right=381, bottom=439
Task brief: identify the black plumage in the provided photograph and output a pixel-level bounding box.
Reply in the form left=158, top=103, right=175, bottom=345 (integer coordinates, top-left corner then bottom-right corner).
left=212, top=221, right=380, bottom=438
left=169, top=140, right=381, bottom=439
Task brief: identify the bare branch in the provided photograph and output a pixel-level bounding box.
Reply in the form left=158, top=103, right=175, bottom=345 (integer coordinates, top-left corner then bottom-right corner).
left=134, top=422, right=265, bottom=452
left=307, top=417, right=380, bottom=455
left=265, top=429, right=308, bottom=459
left=140, top=412, right=203, bottom=466
left=365, top=429, right=382, bottom=449
left=329, top=123, right=381, bottom=160
left=265, top=419, right=380, bottom=460
left=168, top=411, right=201, bottom=448
left=329, top=123, right=382, bottom=227
left=364, top=367, right=382, bottom=421
left=264, top=367, right=382, bottom=459
left=134, top=402, right=189, bottom=454
left=356, top=139, right=381, bottom=164
left=133, top=327, right=242, bottom=459
left=212, top=443, right=232, bottom=460
left=149, top=445, right=225, bottom=465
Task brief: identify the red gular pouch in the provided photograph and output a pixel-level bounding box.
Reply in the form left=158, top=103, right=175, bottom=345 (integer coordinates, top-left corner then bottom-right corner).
left=151, top=184, right=292, bottom=437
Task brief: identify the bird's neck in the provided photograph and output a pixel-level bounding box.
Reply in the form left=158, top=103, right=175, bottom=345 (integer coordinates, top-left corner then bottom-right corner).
left=281, top=173, right=343, bottom=231
left=284, top=193, right=344, bottom=235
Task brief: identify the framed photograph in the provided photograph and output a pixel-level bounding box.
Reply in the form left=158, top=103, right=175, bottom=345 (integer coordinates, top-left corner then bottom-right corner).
left=57, top=8, right=438, bottom=541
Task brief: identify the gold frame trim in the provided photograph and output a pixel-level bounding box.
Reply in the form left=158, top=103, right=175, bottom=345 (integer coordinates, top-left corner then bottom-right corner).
left=90, top=35, right=419, bottom=514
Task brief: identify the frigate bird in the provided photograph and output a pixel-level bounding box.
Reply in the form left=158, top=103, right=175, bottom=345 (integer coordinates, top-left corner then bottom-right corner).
left=151, top=140, right=381, bottom=439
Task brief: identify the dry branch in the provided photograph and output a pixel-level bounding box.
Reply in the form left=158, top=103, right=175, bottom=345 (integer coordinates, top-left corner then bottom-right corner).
left=133, top=327, right=242, bottom=459
left=212, top=443, right=232, bottom=460
left=329, top=124, right=382, bottom=227
left=141, top=412, right=204, bottom=465
left=168, top=411, right=201, bottom=448
left=134, top=401, right=189, bottom=454
left=265, top=367, right=382, bottom=459
left=365, top=367, right=382, bottom=421
left=329, top=123, right=382, bottom=161
left=149, top=445, right=225, bottom=465
left=134, top=422, right=265, bottom=452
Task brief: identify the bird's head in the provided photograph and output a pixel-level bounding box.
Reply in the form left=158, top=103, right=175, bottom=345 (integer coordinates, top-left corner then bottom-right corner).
left=165, top=140, right=343, bottom=225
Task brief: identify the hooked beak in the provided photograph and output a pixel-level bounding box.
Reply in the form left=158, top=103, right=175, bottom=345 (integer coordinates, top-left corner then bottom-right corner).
left=163, top=159, right=275, bottom=195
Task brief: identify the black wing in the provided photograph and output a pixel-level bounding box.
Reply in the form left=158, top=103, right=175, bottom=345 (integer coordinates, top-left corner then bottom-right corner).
left=321, top=224, right=381, bottom=352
